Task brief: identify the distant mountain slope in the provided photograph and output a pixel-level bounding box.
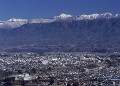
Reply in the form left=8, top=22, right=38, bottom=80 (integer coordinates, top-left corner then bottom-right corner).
left=0, top=17, right=120, bottom=52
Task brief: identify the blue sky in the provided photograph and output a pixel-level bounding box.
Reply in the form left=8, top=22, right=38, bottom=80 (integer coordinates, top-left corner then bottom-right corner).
left=0, top=0, right=120, bottom=20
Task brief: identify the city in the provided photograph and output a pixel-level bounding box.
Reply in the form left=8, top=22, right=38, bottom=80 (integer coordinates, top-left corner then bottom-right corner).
left=0, top=52, right=120, bottom=86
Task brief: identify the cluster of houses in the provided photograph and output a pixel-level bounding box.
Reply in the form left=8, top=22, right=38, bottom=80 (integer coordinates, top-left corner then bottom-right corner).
left=0, top=52, right=120, bottom=85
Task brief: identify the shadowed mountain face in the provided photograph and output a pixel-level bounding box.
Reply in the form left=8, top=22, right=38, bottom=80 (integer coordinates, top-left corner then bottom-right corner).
left=0, top=18, right=120, bottom=52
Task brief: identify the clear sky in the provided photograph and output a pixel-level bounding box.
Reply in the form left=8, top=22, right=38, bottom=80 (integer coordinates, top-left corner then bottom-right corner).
left=0, top=0, right=120, bottom=20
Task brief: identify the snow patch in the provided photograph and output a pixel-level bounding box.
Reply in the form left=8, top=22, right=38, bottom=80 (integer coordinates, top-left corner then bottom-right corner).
left=54, top=13, right=72, bottom=19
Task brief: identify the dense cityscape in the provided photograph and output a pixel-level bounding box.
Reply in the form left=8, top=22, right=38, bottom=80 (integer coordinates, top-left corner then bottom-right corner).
left=0, top=52, right=120, bottom=86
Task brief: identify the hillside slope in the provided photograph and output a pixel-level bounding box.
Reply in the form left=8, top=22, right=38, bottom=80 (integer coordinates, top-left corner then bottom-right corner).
left=0, top=18, right=120, bottom=52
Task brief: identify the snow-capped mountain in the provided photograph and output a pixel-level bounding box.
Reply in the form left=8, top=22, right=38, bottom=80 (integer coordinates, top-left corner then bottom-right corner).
left=76, top=13, right=120, bottom=20
left=0, top=13, right=120, bottom=29
left=0, top=18, right=28, bottom=29
left=8, top=18, right=28, bottom=22
left=54, top=13, right=72, bottom=19
left=28, top=18, right=56, bottom=23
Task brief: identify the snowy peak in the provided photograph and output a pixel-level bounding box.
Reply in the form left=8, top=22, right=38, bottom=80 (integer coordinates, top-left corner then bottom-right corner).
left=54, top=13, right=72, bottom=19
left=28, top=18, right=56, bottom=23
left=76, top=13, right=120, bottom=20
left=101, top=13, right=113, bottom=18
left=8, top=18, right=28, bottom=22
left=76, top=13, right=100, bottom=20
left=101, top=13, right=120, bottom=18
left=0, top=18, right=28, bottom=29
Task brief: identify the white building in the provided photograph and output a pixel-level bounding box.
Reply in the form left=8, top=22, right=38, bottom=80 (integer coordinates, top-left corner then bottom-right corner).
left=15, top=73, right=32, bottom=81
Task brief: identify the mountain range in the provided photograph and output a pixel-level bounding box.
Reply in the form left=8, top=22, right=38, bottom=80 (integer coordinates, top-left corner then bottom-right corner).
left=0, top=13, right=119, bottom=29
left=0, top=13, right=120, bottom=52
